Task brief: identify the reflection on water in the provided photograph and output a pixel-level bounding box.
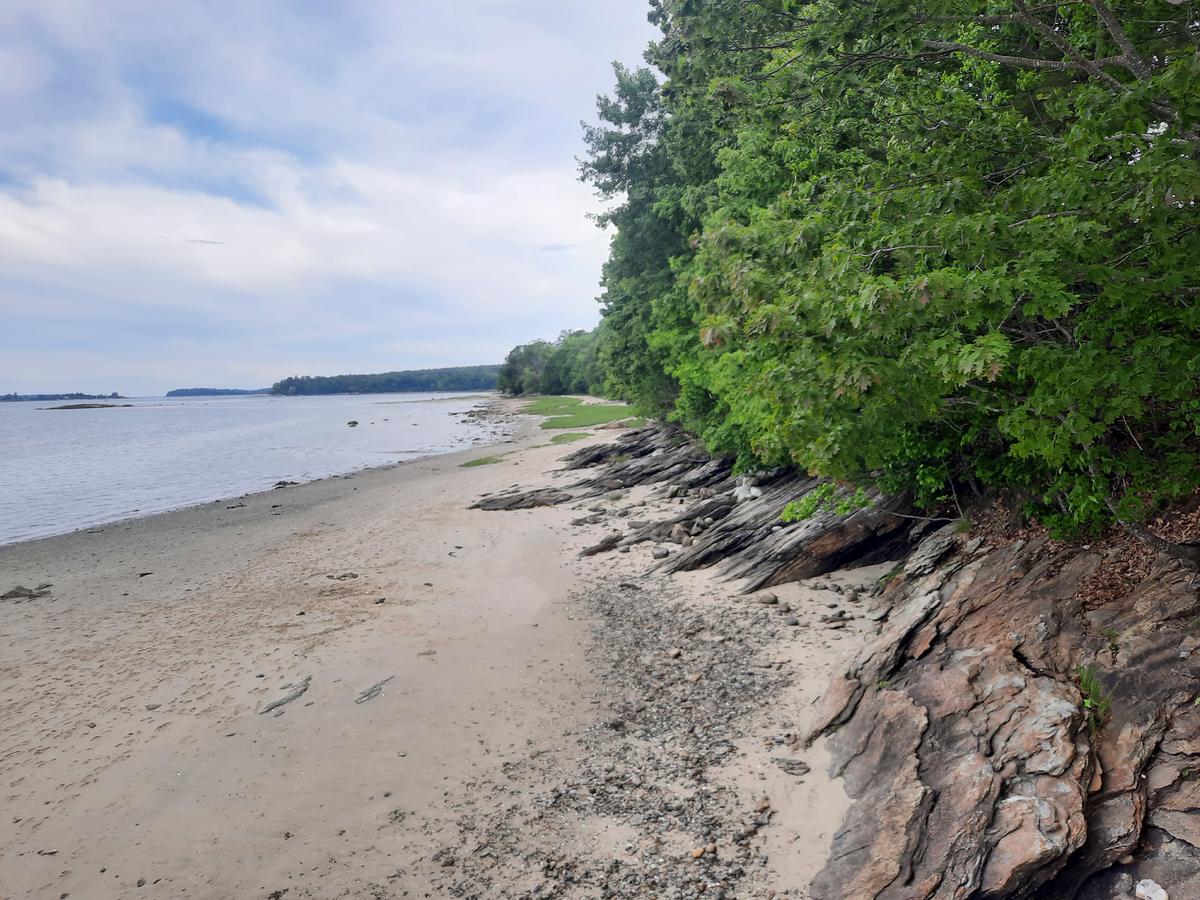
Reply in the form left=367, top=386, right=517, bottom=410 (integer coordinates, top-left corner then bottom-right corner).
left=0, top=392, right=505, bottom=545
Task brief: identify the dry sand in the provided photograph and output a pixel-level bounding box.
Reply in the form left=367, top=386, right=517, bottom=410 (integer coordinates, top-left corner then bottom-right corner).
left=1, top=401, right=871, bottom=899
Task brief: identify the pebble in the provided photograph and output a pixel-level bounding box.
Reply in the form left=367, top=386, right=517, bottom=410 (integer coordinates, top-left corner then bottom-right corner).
left=773, top=757, right=811, bottom=776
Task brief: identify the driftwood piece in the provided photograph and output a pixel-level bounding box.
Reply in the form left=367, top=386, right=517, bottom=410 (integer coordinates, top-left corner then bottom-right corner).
left=355, top=676, right=394, bottom=704
left=2, top=584, right=52, bottom=602
left=259, top=676, right=312, bottom=715
left=580, top=532, right=624, bottom=557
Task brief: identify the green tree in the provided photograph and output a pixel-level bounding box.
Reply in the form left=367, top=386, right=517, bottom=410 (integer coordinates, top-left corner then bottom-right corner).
left=497, top=330, right=607, bottom=396
left=580, top=0, right=1200, bottom=555
left=497, top=340, right=554, bottom=395
left=581, top=63, right=692, bottom=414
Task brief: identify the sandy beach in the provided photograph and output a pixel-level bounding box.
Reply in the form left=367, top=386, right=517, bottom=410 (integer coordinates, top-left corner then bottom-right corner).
left=1, top=401, right=871, bottom=899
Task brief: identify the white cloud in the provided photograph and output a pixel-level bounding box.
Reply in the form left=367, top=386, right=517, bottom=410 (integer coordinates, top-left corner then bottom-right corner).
left=0, top=1, right=655, bottom=394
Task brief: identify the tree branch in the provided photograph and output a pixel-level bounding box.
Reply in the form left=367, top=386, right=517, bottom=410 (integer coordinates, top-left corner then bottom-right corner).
left=918, top=13, right=1026, bottom=26
left=1085, top=0, right=1152, bottom=78
left=1088, top=462, right=1200, bottom=567
left=1112, top=516, right=1200, bottom=566
left=922, top=40, right=1125, bottom=73
left=917, top=3, right=1091, bottom=25
left=1012, top=0, right=1125, bottom=89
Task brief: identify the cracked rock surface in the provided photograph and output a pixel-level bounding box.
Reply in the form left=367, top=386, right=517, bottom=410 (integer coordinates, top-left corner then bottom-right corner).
left=808, top=529, right=1200, bottom=900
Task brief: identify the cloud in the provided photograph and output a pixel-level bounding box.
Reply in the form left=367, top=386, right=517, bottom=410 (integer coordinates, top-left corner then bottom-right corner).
left=0, top=1, right=656, bottom=394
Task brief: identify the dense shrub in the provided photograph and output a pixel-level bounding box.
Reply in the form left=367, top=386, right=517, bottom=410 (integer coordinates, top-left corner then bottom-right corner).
left=513, top=1, right=1200, bottom=543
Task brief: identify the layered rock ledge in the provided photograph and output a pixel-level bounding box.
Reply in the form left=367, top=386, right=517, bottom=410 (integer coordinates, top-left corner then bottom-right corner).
left=485, top=423, right=1200, bottom=899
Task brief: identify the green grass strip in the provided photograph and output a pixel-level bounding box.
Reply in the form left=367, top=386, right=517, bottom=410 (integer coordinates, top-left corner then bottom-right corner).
left=518, top=394, right=638, bottom=429
left=549, top=431, right=591, bottom=444
left=460, top=454, right=507, bottom=468
left=518, top=396, right=585, bottom=415
left=539, top=405, right=636, bottom=429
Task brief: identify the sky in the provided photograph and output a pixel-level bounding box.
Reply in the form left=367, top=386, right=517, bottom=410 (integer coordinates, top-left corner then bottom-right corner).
left=0, top=2, right=658, bottom=396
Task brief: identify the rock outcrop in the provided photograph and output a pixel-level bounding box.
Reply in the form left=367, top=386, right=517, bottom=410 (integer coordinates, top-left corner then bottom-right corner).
left=485, top=425, right=918, bottom=590
left=648, top=477, right=914, bottom=592
left=480, top=422, right=1200, bottom=898
left=471, top=487, right=573, bottom=510
left=560, top=424, right=733, bottom=493
left=808, top=529, right=1200, bottom=900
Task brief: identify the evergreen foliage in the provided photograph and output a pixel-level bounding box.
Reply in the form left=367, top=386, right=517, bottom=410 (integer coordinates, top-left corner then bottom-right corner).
left=543, top=0, right=1200, bottom=540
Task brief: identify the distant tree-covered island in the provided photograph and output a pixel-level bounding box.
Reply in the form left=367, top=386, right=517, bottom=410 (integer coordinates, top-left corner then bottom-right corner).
left=3, top=392, right=124, bottom=402
left=166, top=388, right=271, bottom=397
left=271, top=365, right=500, bottom=396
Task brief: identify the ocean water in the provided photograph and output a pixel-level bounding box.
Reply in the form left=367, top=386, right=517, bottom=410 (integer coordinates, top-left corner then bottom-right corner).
left=0, top=392, right=509, bottom=546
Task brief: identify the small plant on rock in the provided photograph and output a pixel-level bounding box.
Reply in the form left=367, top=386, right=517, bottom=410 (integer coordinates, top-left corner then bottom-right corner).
left=781, top=483, right=871, bottom=523
left=1100, top=627, right=1120, bottom=656
left=1077, top=665, right=1113, bottom=736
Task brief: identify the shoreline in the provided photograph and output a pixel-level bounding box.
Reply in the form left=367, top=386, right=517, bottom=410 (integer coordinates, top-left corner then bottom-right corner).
left=0, top=403, right=862, bottom=899
left=1, top=400, right=599, bottom=898
left=0, top=394, right=517, bottom=553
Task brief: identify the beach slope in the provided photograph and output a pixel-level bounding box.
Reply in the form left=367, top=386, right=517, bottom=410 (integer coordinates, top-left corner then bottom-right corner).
left=0, top=418, right=592, bottom=898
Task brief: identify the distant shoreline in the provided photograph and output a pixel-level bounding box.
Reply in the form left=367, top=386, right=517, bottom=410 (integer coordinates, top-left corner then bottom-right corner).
left=271, top=364, right=501, bottom=396
left=38, top=402, right=135, bottom=410
left=0, top=395, right=517, bottom=550
left=165, top=388, right=271, bottom=397
left=2, top=392, right=124, bottom=402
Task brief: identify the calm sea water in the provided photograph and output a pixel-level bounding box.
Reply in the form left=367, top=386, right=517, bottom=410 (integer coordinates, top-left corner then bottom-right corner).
left=0, top=392, right=509, bottom=546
